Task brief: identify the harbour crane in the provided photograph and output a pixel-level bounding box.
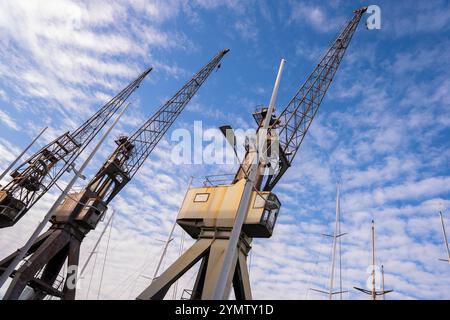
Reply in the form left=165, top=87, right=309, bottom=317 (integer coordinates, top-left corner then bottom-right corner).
left=137, top=7, right=368, bottom=300
left=0, top=68, right=152, bottom=228
left=0, top=49, right=229, bottom=300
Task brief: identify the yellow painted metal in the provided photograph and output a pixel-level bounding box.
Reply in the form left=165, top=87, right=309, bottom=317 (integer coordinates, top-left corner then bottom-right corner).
left=177, top=180, right=280, bottom=239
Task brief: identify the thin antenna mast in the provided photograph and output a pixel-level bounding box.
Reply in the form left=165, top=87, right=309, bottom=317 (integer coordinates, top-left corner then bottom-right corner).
left=371, top=220, right=376, bottom=300
left=381, top=265, right=385, bottom=300
left=354, top=220, right=393, bottom=299
left=310, top=183, right=347, bottom=299
left=329, top=183, right=341, bottom=299
left=439, top=211, right=450, bottom=263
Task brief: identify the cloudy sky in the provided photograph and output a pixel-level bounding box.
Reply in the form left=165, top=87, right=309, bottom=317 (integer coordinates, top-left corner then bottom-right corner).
left=0, top=0, right=449, bottom=300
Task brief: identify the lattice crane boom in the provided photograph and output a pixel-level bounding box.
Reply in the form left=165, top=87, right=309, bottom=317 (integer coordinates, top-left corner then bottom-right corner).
left=0, top=49, right=229, bottom=300
left=0, top=68, right=151, bottom=228
left=263, top=7, right=367, bottom=191
left=123, top=49, right=229, bottom=178
left=84, top=48, right=229, bottom=207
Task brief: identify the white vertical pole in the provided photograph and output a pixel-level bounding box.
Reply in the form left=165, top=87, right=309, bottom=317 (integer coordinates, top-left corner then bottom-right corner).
left=328, top=183, right=340, bottom=300
left=0, top=126, right=48, bottom=182
left=212, top=59, right=286, bottom=300
left=371, top=220, right=376, bottom=300
left=0, top=103, right=130, bottom=290
left=381, top=265, right=385, bottom=300
left=440, top=211, right=450, bottom=263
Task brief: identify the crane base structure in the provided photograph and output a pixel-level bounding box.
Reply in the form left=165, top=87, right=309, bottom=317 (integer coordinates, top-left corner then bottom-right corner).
left=137, top=228, right=253, bottom=300
left=137, top=176, right=281, bottom=300
left=0, top=224, right=83, bottom=300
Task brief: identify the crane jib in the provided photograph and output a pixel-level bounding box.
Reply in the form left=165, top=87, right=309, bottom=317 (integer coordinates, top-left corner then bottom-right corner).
left=0, top=67, right=152, bottom=228
left=263, top=8, right=367, bottom=191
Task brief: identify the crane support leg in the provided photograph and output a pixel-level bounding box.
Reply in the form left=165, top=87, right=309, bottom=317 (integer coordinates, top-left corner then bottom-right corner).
left=0, top=229, right=53, bottom=273
left=137, top=230, right=252, bottom=301
left=137, top=238, right=212, bottom=300
left=30, top=242, right=69, bottom=300
left=233, top=250, right=252, bottom=300
left=62, top=238, right=80, bottom=300
left=2, top=229, right=71, bottom=300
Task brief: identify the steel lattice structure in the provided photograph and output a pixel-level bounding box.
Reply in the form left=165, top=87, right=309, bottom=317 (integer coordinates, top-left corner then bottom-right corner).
left=263, top=7, right=367, bottom=191
left=136, top=8, right=367, bottom=301
left=0, top=67, right=152, bottom=228
left=123, top=49, right=229, bottom=178
left=0, top=49, right=229, bottom=300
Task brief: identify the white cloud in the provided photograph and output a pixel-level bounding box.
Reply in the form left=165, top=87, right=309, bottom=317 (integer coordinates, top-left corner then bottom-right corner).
left=289, top=3, right=343, bottom=33
left=0, top=110, right=18, bottom=130
left=1, top=0, right=450, bottom=302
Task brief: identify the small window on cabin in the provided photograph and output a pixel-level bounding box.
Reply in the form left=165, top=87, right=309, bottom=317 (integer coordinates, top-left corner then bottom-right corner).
left=194, top=193, right=209, bottom=202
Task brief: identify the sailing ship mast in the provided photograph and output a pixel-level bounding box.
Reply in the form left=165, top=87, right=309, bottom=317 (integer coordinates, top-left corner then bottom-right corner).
left=310, top=183, right=347, bottom=300
left=354, top=220, right=393, bottom=300
left=438, top=211, right=450, bottom=263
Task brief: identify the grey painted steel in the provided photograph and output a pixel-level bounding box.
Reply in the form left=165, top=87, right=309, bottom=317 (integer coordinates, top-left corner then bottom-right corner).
left=211, top=59, right=286, bottom=300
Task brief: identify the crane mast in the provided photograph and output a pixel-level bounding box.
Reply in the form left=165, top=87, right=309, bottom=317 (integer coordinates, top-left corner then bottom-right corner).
left=0, top=49, right=229, bottom=300
left=0, top=67, right=152, bottom=228
left=137, top=7, right=367, bottom=301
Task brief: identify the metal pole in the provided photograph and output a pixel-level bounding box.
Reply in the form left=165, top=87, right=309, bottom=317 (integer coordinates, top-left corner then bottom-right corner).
left=0, top=126, right=48, bottom=182
left=381, top=265, right=385, bottom=300
left=0, top=103, right=130, bottom=290
left=338, top=201, right=343, bottom=300
left=328, top=183, right=340, bottom=300
left=371, top=220, right=376, bottom=300
left=212, top=59, right=286, bottom=300
left=439, top=211, right=450, bottom=263
left=153, top=177, right=193, bottom=280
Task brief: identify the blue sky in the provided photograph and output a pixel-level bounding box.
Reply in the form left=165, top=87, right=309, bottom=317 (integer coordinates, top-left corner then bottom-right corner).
left=0, top=0, right=449, bottom=300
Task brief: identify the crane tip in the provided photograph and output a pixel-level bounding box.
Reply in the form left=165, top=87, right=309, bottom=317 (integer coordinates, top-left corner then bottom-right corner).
left=353, top=6, right=368, bottom=14
left=223, top=48, right=230, bottom=54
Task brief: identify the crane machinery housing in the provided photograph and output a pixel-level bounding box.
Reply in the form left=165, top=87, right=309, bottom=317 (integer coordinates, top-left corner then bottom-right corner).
left=0, top=49, right=229, bottom=300
left=137, top=7, right=368, bottom=301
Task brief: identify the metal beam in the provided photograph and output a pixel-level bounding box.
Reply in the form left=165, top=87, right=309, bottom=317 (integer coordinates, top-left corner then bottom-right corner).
left=211, top=59, right=286, bottom=300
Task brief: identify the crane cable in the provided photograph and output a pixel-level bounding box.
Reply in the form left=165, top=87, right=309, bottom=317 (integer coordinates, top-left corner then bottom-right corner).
left=172, top=228, right=186, bottom=300
left=96, top=212, right=114, bottom=300
left=86, top=251, right=99, bottom=300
